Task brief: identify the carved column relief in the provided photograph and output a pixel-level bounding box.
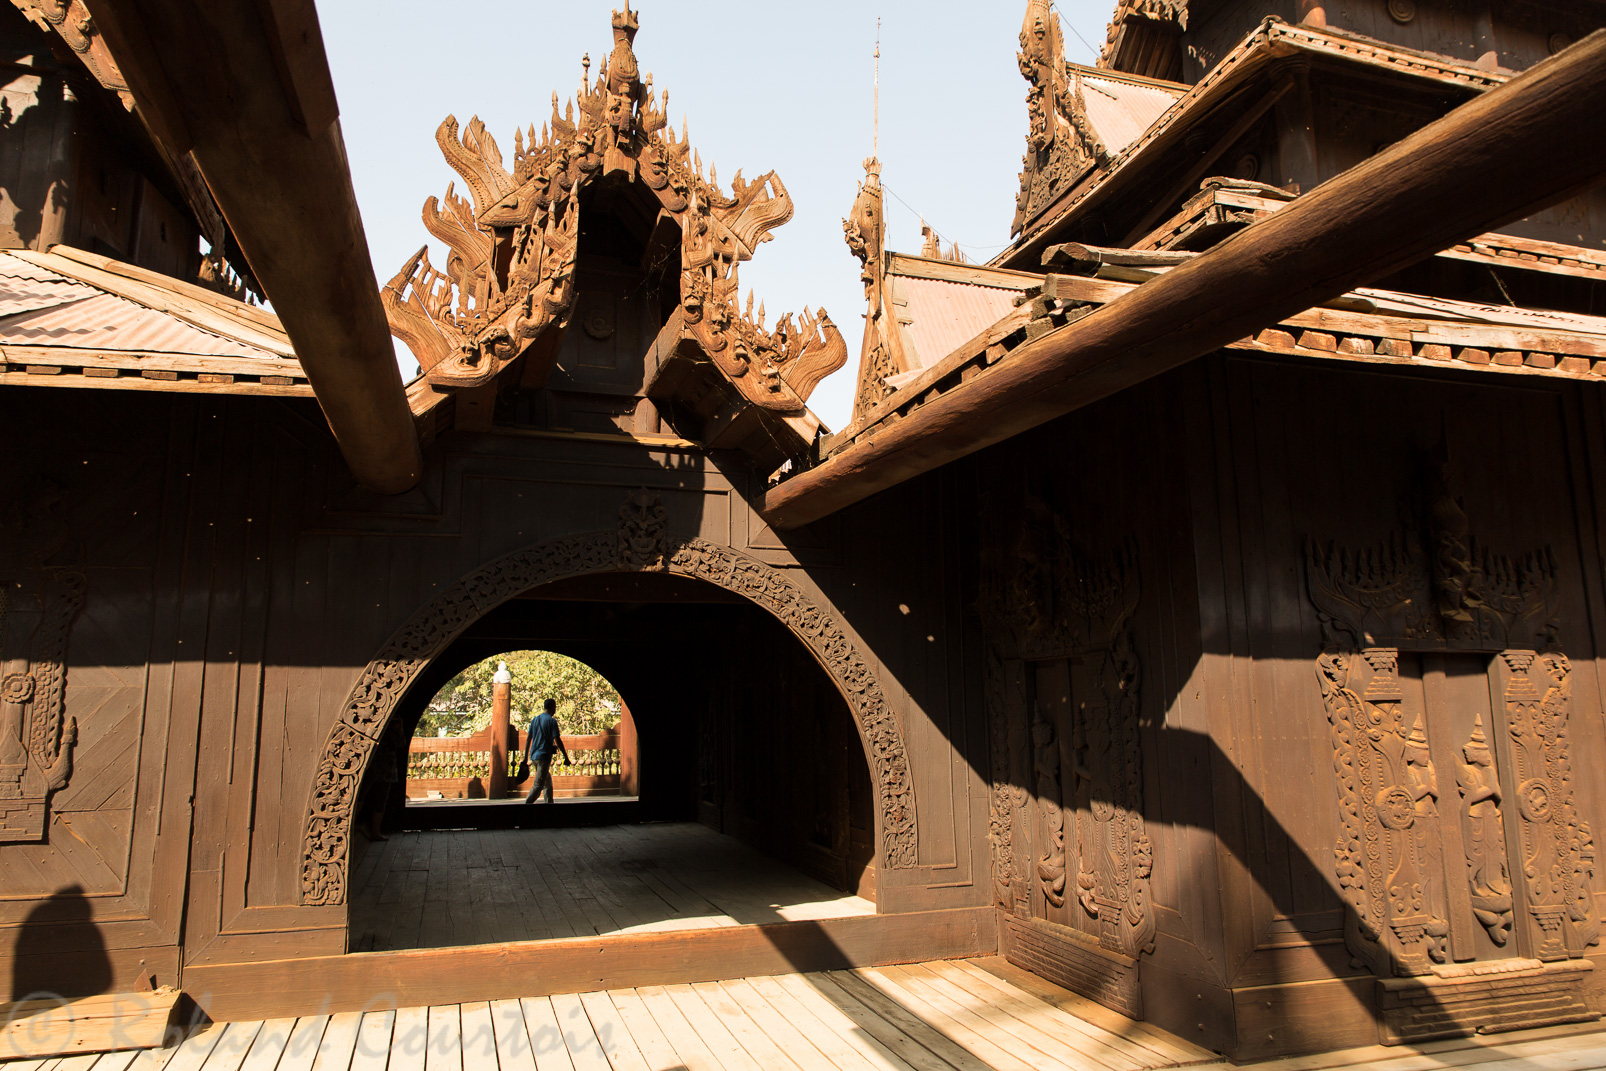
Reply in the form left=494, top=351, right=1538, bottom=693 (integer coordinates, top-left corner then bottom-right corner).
left=1034, top=701, right=1067, bottom=909
left=0, top=480, right=85, bottom=843
left=303, top=490, right=916, bottom=905
left=1306, top=458, right=1594, bottom=976
left=1318, top=646, right=1450, bottom=975
left=979, top=490, right=1155, bottom=958
left=1500, top=651, right=1599, bottom=959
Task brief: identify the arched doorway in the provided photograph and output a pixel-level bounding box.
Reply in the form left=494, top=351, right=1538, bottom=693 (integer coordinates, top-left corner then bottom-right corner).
left=299, top=527, right=914, bottom=932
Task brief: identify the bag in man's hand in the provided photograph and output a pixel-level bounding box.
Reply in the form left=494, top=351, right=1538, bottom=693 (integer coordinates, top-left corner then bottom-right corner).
left=513, top=757, right=530, bottom=783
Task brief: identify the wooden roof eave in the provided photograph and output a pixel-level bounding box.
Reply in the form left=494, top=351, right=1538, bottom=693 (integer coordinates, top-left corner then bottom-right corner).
left=80, top=0, right=421, bottom=494
left=993, top=17, right=1513, bottom=271
left=758, top=30, right=1606, bottom=529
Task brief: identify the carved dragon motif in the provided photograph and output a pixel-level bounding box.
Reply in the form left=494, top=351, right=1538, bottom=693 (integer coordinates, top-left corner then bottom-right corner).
left=382, top=4, right=846, bottom=409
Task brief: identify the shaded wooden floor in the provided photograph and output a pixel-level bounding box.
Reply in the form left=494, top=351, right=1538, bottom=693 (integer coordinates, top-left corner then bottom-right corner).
left=11, top=956, right=1606, bottom=1070
left=0, top=959, right=1214, bottom=1071
left=348, top=822, right=874, bottom=952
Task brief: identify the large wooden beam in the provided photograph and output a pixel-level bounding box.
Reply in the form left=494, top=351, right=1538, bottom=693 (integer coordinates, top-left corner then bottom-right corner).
left=80, top=0, right=422, bottom=493
left=760, top=31, right=1606, bottom=530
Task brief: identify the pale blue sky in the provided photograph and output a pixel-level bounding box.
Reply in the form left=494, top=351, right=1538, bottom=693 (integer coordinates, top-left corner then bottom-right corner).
left=320, top=1, right=1111, bottom=430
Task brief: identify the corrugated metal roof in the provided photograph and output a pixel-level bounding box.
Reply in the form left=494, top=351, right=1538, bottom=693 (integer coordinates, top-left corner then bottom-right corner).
left=1077, top=71, right=1184, bottom=158
left=0, top=252, right=278, bottom=359
left=0, top=256, right=96, bottom=317
left=897, top=275, right=1019, bottom=369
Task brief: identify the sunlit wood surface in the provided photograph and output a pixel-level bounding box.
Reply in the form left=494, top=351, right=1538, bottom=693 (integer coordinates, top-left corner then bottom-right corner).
left=348, top=822, right=875, bottom=952
left=10, top=956, right=1606, bottom=1070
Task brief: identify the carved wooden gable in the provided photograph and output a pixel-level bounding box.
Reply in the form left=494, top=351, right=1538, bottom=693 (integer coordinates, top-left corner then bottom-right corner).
left=382, top=4, right=845, bottom=416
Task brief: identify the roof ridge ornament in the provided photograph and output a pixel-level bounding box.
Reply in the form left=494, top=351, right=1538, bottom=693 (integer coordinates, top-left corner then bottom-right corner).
left=381, top=6, right=845, bottom=408
left=1012, top=0, right=1107, bottom=237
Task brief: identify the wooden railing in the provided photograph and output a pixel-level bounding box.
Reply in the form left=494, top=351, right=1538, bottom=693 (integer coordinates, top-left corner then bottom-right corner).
left=406, top=730, right=624, bottom=800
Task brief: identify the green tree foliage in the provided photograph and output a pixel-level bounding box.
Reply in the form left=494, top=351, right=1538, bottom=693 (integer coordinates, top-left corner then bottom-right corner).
left=418, top=651, right=622, bottom=738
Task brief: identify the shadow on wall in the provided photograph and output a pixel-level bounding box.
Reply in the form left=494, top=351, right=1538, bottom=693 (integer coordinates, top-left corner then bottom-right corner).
left=9, top=883, right=111, bottom=1001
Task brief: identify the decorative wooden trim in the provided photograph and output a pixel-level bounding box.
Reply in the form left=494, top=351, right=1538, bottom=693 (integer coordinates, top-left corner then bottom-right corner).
left=1377, top=958, right=1598, bottom=1044
left=1000, top=912, right=1142, bottom=1019
left=300, top=491, right=916, bottom=906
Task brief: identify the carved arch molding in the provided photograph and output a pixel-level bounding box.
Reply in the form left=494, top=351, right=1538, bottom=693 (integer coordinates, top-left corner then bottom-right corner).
left=300, top=499, right=916, bottom=906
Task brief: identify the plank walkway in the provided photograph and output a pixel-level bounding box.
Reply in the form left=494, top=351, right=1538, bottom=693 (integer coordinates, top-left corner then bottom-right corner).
left=348, top=823, right=874, bottom=952
left=6, top=957, right=1606, bottom=1070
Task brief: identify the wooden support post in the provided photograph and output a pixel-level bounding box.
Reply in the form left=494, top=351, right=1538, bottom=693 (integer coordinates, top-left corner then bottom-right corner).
left=488, top=662, right=511, bottom=800
left=759, top=31, right=1606, bottom=529
left=618, top=700, right=639, bottom=798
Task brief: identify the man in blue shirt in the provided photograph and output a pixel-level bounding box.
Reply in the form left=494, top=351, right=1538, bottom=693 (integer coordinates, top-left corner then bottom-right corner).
left=522, top=698, right=571, bottom=804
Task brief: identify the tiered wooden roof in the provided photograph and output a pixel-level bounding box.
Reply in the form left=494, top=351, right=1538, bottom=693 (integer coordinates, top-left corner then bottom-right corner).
left=1003, top=14, right=1514, bottom=263
left=767, top=13, right=1606, bottom=527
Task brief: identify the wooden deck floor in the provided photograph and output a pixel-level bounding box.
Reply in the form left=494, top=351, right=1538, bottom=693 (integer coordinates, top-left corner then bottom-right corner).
left=348, top=823, right=874, bottom=952
left=9, top=957, right=1606, bottom=1071
left=9, top=963, right=1606, bottom=1071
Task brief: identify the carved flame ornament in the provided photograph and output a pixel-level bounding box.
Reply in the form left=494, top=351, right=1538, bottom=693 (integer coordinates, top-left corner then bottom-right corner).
left=0, top=480, right=84, bottom=843
left=1308, top=459, right=1596, bottom=976
left=1012, top=0, right=1107, bottom=237
left=383, top=4, right=845, bottom=410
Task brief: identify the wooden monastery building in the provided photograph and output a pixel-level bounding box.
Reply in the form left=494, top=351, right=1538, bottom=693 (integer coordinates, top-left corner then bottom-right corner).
left=3, top=0, right=1606, bottom=1062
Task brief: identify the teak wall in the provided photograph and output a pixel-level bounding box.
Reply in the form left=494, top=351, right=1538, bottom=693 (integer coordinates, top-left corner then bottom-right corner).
left=972, top=352, right=1606, bottom=1059
left=0, top=383, right=991, bottom=1002
left=7, top=347, right=1606, bottom=1062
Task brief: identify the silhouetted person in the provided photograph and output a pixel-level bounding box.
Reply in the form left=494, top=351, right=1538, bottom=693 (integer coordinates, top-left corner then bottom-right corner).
left=522, top=699, right=571, bottom=805
left=10, top=884, right=111, bottom=1001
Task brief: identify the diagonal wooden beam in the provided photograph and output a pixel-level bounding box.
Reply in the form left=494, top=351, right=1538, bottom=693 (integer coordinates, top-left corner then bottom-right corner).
left=759, top=30, right=1606, bottom=530
left=81, top=0, right=422, bottom=493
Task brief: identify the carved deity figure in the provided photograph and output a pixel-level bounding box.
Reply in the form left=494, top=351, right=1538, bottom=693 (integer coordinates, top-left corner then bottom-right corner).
left=1456, top=713, right=1514, bottom=945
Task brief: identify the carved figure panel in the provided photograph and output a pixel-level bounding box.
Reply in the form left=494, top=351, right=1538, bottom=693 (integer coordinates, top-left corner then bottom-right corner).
left=1068, top=636, right=1156, bottom=957
left=302, top=492, right=915, bottom=905
left=980, top=491, right=1153, bottom=958
left=0, top=480, right=85, bottom=843
left=1307, top=458, right=1596, bottom=975
left=383, top=5, right=845, bottom=409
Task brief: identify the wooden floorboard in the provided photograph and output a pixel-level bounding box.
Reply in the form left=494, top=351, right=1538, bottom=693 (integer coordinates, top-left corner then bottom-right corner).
left=13, top=960, right=1606, bottom=1071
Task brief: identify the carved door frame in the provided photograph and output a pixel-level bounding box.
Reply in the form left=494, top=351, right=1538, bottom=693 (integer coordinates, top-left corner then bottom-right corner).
left=298, top=520, right=916, bottom=909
